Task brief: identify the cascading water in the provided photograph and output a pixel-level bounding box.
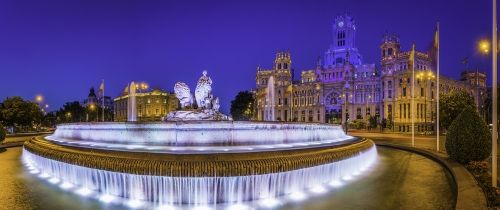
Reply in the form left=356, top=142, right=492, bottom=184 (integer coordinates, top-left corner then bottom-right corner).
left=127, top=81, right=137, bottom=122
left=264, top=76, right=275, bottom=121
left=23, top=145, right=376, bottom=207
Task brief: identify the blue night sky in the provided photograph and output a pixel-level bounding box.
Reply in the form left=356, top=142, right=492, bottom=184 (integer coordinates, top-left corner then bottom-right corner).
left=0, top=0, right=493, bottom=113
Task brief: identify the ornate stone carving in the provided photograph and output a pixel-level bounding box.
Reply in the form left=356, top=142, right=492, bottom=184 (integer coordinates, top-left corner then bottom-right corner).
left=166, top=71, right=231, bottom=121
left=174, top=82, right=194, bottom=108
left=195, top=70, right=213, bottom=109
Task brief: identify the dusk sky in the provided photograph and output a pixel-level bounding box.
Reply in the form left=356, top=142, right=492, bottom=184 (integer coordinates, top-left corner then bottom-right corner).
left=0, top=0, right=493, bottom=113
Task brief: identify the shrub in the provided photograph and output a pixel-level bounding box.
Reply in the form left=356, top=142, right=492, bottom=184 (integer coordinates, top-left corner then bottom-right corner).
left=446, top=107, right=491, bottom=164
left=0, top=123, right=6, bottom=143
left=348, top=119, right=366, bottom=129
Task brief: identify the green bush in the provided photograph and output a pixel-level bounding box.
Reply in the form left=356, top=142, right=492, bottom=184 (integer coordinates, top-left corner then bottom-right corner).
left=446, top=107, right=491, bottom=164
left=0, top=124, right=6, bottom=143
left=348, top=120, right=366, bottom=129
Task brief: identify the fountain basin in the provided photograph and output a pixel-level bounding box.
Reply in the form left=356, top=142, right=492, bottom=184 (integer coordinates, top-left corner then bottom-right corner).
left=22, top=122, right=377, bottom=206
left=51, top=121, right=350, bottom=146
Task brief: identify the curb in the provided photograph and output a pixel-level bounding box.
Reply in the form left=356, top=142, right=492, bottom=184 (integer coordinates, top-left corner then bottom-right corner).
left=376, top=142, right=487, bottom=210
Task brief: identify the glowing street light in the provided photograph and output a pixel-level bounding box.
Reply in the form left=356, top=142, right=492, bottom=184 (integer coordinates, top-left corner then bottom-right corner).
left=479, top=40, right=491, bottom=54
left=35, top=95, right=43, bottom=103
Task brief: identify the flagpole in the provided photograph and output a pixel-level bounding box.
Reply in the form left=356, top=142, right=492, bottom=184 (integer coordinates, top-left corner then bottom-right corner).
left=412, top=44, right=415, bottom=147
left=436, top=22, right=440, bottom=152
left=492, top=0, right=498, bottom=188
left=102, top=79, right=105, bottom=122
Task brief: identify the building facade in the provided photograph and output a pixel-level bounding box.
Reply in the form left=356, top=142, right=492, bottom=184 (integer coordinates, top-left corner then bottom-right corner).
left=113, top=87, right=179, bottom=122
left=255, top=14, right=486, bottom=133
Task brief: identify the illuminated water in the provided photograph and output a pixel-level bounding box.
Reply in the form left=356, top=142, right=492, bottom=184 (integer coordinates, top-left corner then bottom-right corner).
left=22, top=146, right=377, bottom=207
left=0, top=147, right=455, bottom=210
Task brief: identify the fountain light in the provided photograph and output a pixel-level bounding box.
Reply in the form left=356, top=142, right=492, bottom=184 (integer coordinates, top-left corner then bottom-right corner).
left=38, top=173, right=50, bottom=179
left=191, top=206, right=213, bottom=210
left=75, top=187, right=93, bottom=197
left=60, top=182, right=74, bottom=189
left=48, top=177, right=60, bottom=184
left=99, top=194, right=116, bottom=203
left=289, top=191, right=307, bottom=201
left=259, top=198, right=281, bottom=208
left=329, top=180, right=343, bottom=187
left=310, top=185, right=327, bottom=194
left=226, top=203, right=249, bottom=210
left=342, top=175, right=353, bottom=181
left=126, top=199, right=144, bottom=209
left=156, top=204, right=178, bottom=210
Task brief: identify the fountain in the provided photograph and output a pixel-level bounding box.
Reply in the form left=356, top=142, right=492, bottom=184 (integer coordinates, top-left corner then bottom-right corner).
left=22, top=71, right=377, bottom=209
left=264, top=76, right=275, bottom=121
left=127, top=81, right=137, bottom=122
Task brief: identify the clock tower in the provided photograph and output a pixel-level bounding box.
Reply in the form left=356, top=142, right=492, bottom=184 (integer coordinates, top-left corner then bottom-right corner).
left=323, top=14, right=363, bottom=68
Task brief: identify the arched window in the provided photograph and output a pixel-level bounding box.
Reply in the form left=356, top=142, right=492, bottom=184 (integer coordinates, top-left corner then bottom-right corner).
left=284, top=63, right=288, bottom=69
left=388, top=48, right=393, bottom=55
left=277, top=63, right=281, bottom=69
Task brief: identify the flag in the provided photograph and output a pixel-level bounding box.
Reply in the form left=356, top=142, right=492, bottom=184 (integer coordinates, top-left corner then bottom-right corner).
left=427, top=25, right=439, bottom=71
left=409, top=43, right=416, bottom=70
left=98, top=80, right=104, bottom=98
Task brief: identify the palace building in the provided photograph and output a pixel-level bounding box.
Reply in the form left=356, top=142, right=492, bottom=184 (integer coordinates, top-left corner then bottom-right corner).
left=114, top=86, right=179, bottom=122
left=255, top=14, right=486, bottom=133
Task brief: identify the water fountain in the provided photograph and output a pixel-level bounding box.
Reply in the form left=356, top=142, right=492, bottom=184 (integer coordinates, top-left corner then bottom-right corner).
left=22, top=71, right=377, bottom=209
left=265, top=76, right=275, bottom=121
left=127, top=81, right=137, bottom=122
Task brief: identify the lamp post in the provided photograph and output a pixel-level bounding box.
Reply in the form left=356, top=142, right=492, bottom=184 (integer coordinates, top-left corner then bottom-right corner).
left=493, top=0, right=498, bottom=188
left=416, top=71, right=435, bottom=135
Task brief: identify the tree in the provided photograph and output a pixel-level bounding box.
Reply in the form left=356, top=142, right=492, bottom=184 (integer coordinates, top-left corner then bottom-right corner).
left=439, top=90, right=476, bottom=131
left=0, top=123, right=6, bottom=143
left=56, top=101, right=86, bottom=123
left=446, top=107, right=491, bottom=164
left=0, top=96, right=44, bottom=131
left=368, top=116, right=377, bottom=129
left=230, top=91, right=255, bottom=121
left=42, top=111, right=58, bottom=128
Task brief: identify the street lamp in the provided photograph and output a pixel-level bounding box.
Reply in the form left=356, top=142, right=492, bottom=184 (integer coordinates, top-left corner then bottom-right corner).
left=35, top=95, right=43, bottom=103
left=479, top=40, right=491, bottom=54
left=416, top=71, right=435, bottom=135
left=66, top=112, right=72, bottom=122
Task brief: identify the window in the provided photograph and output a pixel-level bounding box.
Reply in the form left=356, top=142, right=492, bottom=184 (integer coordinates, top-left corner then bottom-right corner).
left=403, top=87, right=407, bottom=97
left=284, top=63, right=288, bottom=69
left=420, top=88, right=424, bottom=97
left=278, top=63, right=281, bottom=69
left=388, top=48, right=393, bottom=55
left=403, top=104, right=406, bottom=118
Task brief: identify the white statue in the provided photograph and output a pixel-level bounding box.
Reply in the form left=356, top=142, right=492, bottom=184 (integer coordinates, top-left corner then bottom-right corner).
left=195, top=70, right=212, bottom=109
left=213, top=97, right=220, bottom=111
left=174, top=82, right=193, bottom=108
left=166, top=70, right=232, bottom=121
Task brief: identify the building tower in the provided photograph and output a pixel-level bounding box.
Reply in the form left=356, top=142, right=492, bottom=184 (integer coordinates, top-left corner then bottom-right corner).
left=324, top=14, right=363, bottom=68
left=380, top=33, right=401, bottom=73
left=274, top=51, right=292, bottom=86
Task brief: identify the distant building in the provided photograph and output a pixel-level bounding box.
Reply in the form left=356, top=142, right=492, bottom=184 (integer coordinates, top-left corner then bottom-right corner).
left=113, top=87, right=179, bottom=122
left=83, top=87, right=115, bottom=111
left=255, top=14, right=486, bottom=133
left=83, top=87, right=99, bottom=106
